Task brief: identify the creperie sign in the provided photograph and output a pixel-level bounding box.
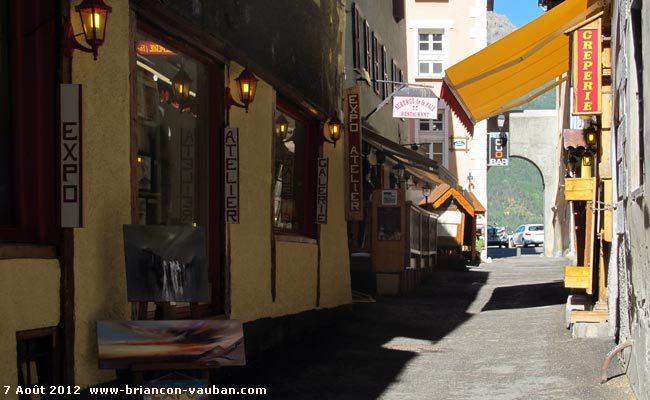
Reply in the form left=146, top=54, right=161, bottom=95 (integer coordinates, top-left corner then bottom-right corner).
left=346, top=87, right=363, bottom=221
left=572, top=19, right=601, bottom=115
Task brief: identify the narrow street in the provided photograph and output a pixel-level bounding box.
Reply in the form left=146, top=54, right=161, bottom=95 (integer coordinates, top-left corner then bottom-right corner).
left=223, top=256, right=635, bottom=400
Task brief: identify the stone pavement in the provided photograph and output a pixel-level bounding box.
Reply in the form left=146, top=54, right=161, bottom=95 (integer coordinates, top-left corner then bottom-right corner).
left=221, top=255, right=636, bottom=400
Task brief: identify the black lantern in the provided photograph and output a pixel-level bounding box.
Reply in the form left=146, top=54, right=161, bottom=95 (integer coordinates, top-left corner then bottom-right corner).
left=275, top=114, right=290, bottom=139
left=422, top=182, right=432, bottom=206
left=582, top=151, right=593, bottom=167
left=64, top=0, right=112, bottom=60
left=171, top=67, right=192, bottom=106
left=234, top=68, right=258, bottom=112
left=323, top=116, right=344, bottom=146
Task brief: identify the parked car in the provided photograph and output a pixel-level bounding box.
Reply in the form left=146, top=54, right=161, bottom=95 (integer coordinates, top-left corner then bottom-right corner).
left=487, top=225, right=509, bottom=248
left=512, top=224, right=544, bottom=247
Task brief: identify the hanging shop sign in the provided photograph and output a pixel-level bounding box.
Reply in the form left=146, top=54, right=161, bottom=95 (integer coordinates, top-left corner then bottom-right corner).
left=572, top=19, right=601, bottom=115
left=346, top=86, right=363, bottom=221
left=224, top=127, right=240, bottom=223
left=316, top=158, right=328, bottom=224
left=488, top=132, right=509, bottom=166
left=392, top=96, right=438, bottom=119
left=60, top=84, right=83, bottom=228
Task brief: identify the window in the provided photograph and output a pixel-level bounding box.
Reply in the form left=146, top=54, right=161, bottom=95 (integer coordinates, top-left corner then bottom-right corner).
left=134, top=27, right=224, bottom=315
left=418, top=29, right=446, bottom=78
left=0, top=0, right=57, bottom=245
left=381, top=46, right=389, bottom=99
left=364, top=21, right=372, bottom=73
left=273, top=100, right=318, bottom=238
left=352, top=5, right=363, bottom=70
left=372, top=34, right=381, bottom=94
left=417, top=107, right=447, bottom=166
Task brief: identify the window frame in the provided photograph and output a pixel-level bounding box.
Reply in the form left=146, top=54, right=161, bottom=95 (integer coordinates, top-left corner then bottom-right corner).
left=273, top=96, right=319, bottom=239
left=133, top=20, right=226, bottom=317
left=417, top=28, right=447, bottom=79
left=0, top=0, right=58, bottom=249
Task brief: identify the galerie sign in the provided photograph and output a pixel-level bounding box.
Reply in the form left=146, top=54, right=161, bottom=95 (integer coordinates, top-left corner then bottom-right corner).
left=60, top=84, right=83, bottom=227
left=316, top=158, right=328, bottom=224
left=392, top=96, right=438, bottom=119
left=346, top=86, right=363, bottom=221
left=572, top=19, right=601, bottom=115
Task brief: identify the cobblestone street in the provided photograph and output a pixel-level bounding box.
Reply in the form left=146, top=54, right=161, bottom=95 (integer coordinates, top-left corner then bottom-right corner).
left=224, top=256, right=635, bottom=400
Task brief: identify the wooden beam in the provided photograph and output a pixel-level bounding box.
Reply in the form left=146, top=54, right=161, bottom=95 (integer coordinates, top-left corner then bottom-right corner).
left=571, top=310, right=608, bottom=323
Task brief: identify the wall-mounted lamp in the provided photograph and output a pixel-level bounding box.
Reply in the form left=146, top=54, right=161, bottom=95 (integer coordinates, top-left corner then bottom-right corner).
left=274, top=114, right=290, bottom=140
left=323, top=116, right=344, bottom=146
left=226, top=67, right=258, bottom=113
left=582, top=151, right=593, bottom=167
left=171, top=67, right=192, bottom=106
left=392, top=162, right=406, bottom=188
left=422, top=182, right=432, bottom=207
left=585, top=127, right=597, bottom=147
left=567, top=155, right=578, bottom=177
left=64, top=0, right=112, bottom=60
left=497, top=114, right=506, bottom=131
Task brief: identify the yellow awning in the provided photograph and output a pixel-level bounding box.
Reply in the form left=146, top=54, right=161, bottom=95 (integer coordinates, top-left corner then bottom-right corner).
left=441, top=0, right=604, bottom=134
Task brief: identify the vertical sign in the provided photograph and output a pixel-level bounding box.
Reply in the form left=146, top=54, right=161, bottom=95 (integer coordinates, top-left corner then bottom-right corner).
left=60, top=84, right=83, bottom=227
left=316, top=158, right=328, bottom=224
left=224, top=127, right=239, bottom=223
left=346, top=86, right=363, bottom=221
left=572, top=19, right=601, bottom=115
left=487, top=133, right=509, bottom=166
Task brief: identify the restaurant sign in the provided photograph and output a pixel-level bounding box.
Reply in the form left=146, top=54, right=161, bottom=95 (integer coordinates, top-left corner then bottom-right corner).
left=224, top=128, right=239, bottom=223
left=392, top=96, right=438, bottom=119
left=60, top=84, right=83, bottom=227
left=572, top=19, right=601, bottom=115
left=346, top=86, right=363, bottom=221
left=316, top=158, right=328, bottom=224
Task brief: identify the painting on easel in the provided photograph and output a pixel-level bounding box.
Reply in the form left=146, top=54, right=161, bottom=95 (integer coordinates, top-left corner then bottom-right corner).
left=97, top=320, right=246, bottom=369
left=123, top=224, right=209, bottom=302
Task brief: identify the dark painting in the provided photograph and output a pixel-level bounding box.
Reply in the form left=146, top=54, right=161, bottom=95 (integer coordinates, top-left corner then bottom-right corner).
left=123, top=224, right=208, bottom=302
left=97, top=320, right=245, bottom=369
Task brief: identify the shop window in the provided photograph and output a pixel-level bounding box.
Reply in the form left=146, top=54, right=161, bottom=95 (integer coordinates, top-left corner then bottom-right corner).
left=273, top=100, right=318, bottom=238
left=0, top=0, right=57, bottom=245
left=134, top=28, right=223, bottom=315
left=16, top=327, right=58, bottom=399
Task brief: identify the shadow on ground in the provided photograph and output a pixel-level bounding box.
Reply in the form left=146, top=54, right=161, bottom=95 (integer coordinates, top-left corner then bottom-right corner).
left=218, top=266, right=489, bottom=399
left=481, top=280, right=568, bottom=311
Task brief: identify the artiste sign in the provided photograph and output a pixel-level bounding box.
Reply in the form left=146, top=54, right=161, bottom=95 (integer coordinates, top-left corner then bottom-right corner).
left=572, top=19, right=601, bottom=115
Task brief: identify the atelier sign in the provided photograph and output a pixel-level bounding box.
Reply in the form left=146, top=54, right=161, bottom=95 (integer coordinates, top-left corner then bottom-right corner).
left=60, top=84, right=83, bottom=227
left=346, top=86, right=363, bottom=221
left=224, top=128, right=240, bottom=223
left=487, top=132, right=509, bottom=166
left=572, top=19, right=601, bottom=115
left=316, top=158, right=328, bottom=224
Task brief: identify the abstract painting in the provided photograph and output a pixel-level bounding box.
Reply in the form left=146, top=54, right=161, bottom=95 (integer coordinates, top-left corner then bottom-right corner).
left=97, top=320, right=246, bottom=369
left=123, top=224, right=208, bottom=302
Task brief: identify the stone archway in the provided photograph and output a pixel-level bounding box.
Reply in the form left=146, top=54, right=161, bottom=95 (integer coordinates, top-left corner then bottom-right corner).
left=504, top=110, right=563, bottom=257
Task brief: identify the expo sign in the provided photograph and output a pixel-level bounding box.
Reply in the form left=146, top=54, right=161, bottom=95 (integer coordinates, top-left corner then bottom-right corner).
left=346, top=87, right=363, bottom=221
left=572, top=19, right=601, bottom=115
left=60, top=84, right=83, bottom=228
